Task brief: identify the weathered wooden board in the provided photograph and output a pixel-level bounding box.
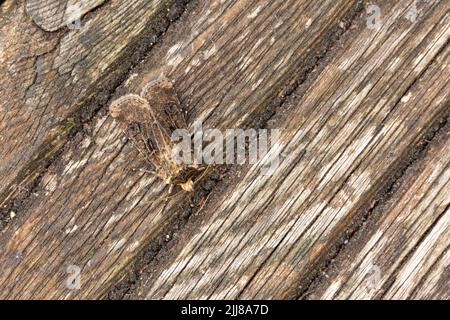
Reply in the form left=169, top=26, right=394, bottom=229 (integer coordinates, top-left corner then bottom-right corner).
left=26, top=0, right=107, bottom=32
left=0, top=0, right=179, bottom=206
left=308, top=127, right=449, bottom=300
left=402, top=235, right=449, bottom=300
left=386, top=207, right=449, bottom=300
left=0, top=0, right=361, bottom=299
left=132, top=0, right=450, bottom=299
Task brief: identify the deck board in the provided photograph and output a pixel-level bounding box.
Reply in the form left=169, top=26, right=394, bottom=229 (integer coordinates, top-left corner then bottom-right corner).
left=135, top=0, right=449, bottom=299
left=0, top=0, right=361, bottom=299
left=0, top=0, right=448, bottom=300
left=0, top=0, right=178, bottom=206
left=308, top=126, right=449, bottom=300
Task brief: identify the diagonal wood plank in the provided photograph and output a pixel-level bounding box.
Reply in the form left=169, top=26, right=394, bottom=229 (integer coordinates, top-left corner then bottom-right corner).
left=0, top=0, right=180, bottom=207
left=405, top=238, right=449, bottom=300
left=308, top=126, right=449, bottom=300
left=134, top=0, right=450, bottom=299
left=26, top=0, right=107, bottom=32
left=0, top=0, right=360, bottom=299
left=385, top=206, right=449, bottom=300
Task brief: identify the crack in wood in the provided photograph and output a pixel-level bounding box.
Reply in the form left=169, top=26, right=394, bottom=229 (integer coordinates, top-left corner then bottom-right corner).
left=106, top=0, right=366, bottom=300
left=298, top=113, right=449, bottom=300
left=0, top=0, right=193, bottom=231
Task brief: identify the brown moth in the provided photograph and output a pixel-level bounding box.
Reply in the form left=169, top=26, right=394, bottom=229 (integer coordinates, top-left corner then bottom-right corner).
left=110, top=78, right=200, bottom=193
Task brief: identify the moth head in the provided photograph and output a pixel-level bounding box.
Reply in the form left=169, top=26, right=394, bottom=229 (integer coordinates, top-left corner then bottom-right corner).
left=179, top=178, right=194, bottom=192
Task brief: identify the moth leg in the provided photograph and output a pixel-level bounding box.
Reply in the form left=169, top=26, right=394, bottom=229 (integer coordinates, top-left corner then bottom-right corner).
left=159, top=184, right=175, bottom=216
left=127, top=166, right=157, bottom=175
left=164, top=186, right=185, bottom=201
left=139, top=168, right=157, bottom=175
left=193, top=165, right=214, bottom=187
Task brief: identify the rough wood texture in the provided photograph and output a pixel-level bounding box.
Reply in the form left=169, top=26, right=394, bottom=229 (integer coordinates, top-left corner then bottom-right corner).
left=308, top=127, right=449, bottom=300
left=136, top=0, right=449, bottom=299
left=0, top=0, right=448, bottom=300
left=26, top=0, right=107, bottom=32
left=0, top=0, right=360, bottom=299
left=0, top=0, right=176, bottom=206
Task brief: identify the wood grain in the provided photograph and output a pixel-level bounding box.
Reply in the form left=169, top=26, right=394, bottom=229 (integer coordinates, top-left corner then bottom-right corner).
left=135, top=0, right=450, bottom=299
left=309, top=127, right=449, bottom=300
left=26, top=0, right=107, bottom=32
left=0, top=0, right=175, bottom=207
left=0, top=0, right=360, bottom=299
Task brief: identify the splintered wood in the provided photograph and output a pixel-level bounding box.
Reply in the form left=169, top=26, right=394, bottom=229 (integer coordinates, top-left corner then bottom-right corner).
left=0, top=0, right=448, bottom=300
left=0, top=0, right=175, bottom=206
left=138, top=0, right=449, bottom=300
left=309, top=128, right=450, bottom=300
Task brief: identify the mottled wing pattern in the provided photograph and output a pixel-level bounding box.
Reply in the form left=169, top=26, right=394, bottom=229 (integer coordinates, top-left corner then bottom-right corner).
left=140, top=79, right=187, bottom=132
left=109, top=94, right=149, bottom=125
left=110, top=94, right=160, bottom=171
left=109, top=79, right=187, bottom=182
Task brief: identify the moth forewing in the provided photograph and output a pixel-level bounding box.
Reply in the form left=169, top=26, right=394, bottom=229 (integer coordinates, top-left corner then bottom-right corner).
left=109, top=94, right=150, bottom=124
left=109, top=78, right=200, bottom=194
left=141, top=79, right=188, bottom=131
left=109, top=94, right=155, bottom=165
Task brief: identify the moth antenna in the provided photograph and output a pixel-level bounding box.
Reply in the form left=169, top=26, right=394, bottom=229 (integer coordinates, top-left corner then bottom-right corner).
left=164, top=188, right=185, bottom=201
left=125, top=167, right=158, bottom=178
